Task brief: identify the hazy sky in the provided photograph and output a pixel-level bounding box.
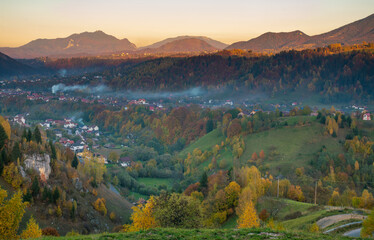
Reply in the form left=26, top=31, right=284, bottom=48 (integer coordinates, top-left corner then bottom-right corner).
left=1, top=0, right=373, bottom=47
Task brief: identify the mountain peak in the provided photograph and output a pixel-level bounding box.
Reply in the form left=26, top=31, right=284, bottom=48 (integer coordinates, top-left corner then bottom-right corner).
left=0, top=31, right=136, bottom=58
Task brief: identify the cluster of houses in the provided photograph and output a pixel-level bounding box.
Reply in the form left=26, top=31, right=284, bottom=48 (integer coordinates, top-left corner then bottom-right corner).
left=13, top=114, right=27, bottom=126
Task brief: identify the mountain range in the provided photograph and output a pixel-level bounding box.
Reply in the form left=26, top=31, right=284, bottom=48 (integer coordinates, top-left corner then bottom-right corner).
left=226, top=13, right=374, bottom=51
left=0, top=14, right=373, bottom=58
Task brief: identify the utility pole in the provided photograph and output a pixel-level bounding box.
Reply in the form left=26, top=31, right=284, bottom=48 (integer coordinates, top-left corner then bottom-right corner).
left=314, top=181, right=317, bottom=205
left=277, top=177, right=280, bottom=198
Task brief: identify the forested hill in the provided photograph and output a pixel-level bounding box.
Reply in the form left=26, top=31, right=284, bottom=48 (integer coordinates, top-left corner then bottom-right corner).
left=104, top=46, right=374, bottom=101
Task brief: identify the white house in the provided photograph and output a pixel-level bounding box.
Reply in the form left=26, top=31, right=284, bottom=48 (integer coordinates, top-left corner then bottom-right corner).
left=363, top=113, right=371, bottom=121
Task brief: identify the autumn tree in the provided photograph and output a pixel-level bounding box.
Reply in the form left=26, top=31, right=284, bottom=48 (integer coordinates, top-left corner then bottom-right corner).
left=0, top=189, right=28, bottom=239
left=79, top=150, right=106, bottom=185
left=153, top=193, right=202, bottom=228
left=224, top=181, right=241, bottom=209
left=20, top=216, right=42, bottom=239
left=108, top=151, right=119, bottom=163
left=361, top=208, right=374, bottom=238
left=251, top=152, right=258, bottom=161
left=237, top=200, right=260, bottom=228
left=259, top=150, right=265, bottom=159
left=125, top=196, right=158, bottom=232
left=329, top=190, right=341, bottom=206
left=0, top=116, right=11, bottom=142
left=2, top=162, right=22, bottom=189
left=93, top=198, right=107, bottom=216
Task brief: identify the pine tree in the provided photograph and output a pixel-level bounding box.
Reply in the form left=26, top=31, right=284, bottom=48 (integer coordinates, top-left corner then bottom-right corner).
left=206, top=119, right=214, bottom=133
left=52, top=188, right=60, bottom=204
left=72, top=154, right=79, bottom=169
left=0, top=124, right=8, bottom=150
left=49, top=140, right=56, bottom=160
left=199, top=171, right=208, bottom=189
left=23, top=189, right=32, bottom=203
left=34, top=126, right=42, bottom=144
left=22, top=129, right=27, bottom=140
left=11, top=142, right=21, bottom=162
left=31, top=176, right=40, bottom=198
left=26, top=129, right=32, bottom=142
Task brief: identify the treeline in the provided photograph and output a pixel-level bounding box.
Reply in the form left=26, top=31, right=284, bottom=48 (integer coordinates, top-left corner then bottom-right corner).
left=98, top=47, right=374, bottom=102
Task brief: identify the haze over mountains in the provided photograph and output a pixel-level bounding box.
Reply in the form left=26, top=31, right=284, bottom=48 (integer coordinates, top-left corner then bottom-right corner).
left=0, top=14, right=373, bottom=59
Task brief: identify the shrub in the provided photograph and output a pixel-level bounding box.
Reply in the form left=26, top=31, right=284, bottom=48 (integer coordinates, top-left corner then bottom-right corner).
left=283, top=211, right=302, bottom=220
left=42, top=227, right=60, bottom=236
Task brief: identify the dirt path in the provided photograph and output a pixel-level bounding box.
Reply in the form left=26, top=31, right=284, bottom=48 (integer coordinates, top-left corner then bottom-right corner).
left=317, top=214, right=366, bottom=229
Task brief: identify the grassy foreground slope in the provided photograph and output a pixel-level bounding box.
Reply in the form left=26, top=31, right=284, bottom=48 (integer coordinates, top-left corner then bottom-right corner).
left=41, top=228, right=362, bottom=240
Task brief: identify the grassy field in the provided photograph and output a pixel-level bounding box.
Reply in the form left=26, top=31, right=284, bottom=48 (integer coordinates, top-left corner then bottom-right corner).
left=180, top=119, right=346, bottom=176
left=257, top=197, right=317, bottom=221
left=179, top=129, right=224, bottom=158
left=238, top=122, right=345, bottom=175
left=137, top=177, right=173, bottom=189
left=128, top=191, right=148, bottom=201
left=221, top=214, right=238, bottom=229
left=40, top=227, right=362, bottom=240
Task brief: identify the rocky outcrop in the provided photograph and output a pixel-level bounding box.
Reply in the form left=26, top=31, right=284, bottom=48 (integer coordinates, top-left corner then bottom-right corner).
left=24, top=154, right=51, bottom=180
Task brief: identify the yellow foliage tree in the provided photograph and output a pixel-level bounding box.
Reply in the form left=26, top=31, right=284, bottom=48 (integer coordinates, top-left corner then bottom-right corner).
left=0, top=189, right=28, bottom=239
left=237, top=200, right=260, bottom=229
left=0, top=115, right=11, bottom=140
left=2, top=162, right=23, bottom=189
left=361, top=208, right=374, bottom=238
left=125, top=196, right=158, bottom=232
left=79, top=150, right=106, bottom=184
left=20, top=216, right=42, bottom=239
left=224, top=181, right=241, bottom=208
left=310, top=223, right=320, bottom=233
left=93, top=198, right=107, bottom=216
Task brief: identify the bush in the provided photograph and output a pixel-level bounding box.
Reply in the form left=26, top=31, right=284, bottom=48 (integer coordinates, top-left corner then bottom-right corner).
left=283, top=211, right=302, bottom=220
left=42, top=227, right=60, bottom=236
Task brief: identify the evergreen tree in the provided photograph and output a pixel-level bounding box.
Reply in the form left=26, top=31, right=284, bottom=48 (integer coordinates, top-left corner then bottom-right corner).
left=52, top=188, right=60, bottom=204
left=23, top=189, right=32, bottom=203
left=31, top=176, right=40, bottom=198
left=42, top=187, right=52, bottom=202
left=71, top=154, right=79, bottom=169
left=11, top=142, right=21, bottom=162
left=206, top=119, right=214, bottom=133
left=0, top=152, right=3, bottom=175
left=49, top=141, right=56, bottom=160
left=22, top=129, right=27, bottom=140
left=33, top=126, right=42, bottom=144
left=0, top=124, right=8, bottom=150
left=199, top=171, right=208, bottom=190
left=1, top=148, right=8, bottom=165
left=26, top=129, right=32, bottom=142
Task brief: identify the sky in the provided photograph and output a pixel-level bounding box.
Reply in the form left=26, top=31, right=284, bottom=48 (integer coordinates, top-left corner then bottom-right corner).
left=0, top=0, right=373, bottom=47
